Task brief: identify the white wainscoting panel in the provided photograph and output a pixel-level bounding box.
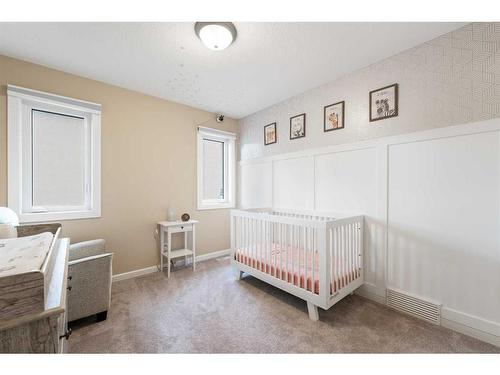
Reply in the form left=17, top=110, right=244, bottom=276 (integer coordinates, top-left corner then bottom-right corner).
left=387, top=130, right=500, bottom=324
left=314, top=147, right=382, bottom=287
left=239, top=161, right=272, bottom=209
left=273, top=156, right=315, bottom=211
left=314, top=148, right=377, bottom=214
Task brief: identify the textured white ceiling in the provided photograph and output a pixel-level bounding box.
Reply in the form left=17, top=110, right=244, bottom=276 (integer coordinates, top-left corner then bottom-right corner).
left=0, top=22, right=465, bottom=119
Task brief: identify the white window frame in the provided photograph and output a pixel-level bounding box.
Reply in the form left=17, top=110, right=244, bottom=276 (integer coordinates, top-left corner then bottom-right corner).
left=7, top=85, right=101, bottom=223
left=197, top=126, right=236, bottom=210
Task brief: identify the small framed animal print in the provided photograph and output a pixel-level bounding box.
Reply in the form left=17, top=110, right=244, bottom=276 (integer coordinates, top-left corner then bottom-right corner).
left=264, top=122, right=277, bottom=145
left=290, top=113, right=306, bottom=140
left=324, top=101, right=345, bottom=132
left=369, top=83, right=398, bottom=122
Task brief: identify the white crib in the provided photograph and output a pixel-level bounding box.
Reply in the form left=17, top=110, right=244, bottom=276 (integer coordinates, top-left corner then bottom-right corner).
left=230, top=209, right=364, bottom=321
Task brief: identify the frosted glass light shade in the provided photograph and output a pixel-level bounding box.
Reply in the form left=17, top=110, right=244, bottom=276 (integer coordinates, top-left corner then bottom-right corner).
left=195, top=22, right=237, bottom=51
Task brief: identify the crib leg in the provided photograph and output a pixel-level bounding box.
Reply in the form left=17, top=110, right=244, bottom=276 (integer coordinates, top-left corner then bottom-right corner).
left=235, top=270, right=244, bottom=280
left=307, top=301, right=319, bottom=321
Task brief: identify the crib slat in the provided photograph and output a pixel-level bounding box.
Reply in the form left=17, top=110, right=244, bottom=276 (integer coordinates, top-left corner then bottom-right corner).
left=355, top=221, right=359, bottom=278
left=273, top=221, right=277, bottom=278
left=340, top=225, right=344, bottom=288
left=268, top=220, right=271, bottom=274
left=244, top=217, right=248, bottom=265
left=282, top=222, right=285, bottom=281
left=347, top=224, right=351, bottom=283
left=286, top=223, right=289, bottom=282
left=357, top=220, right=362, bottom=277
left=237, top=216, right=240, bottom=260
left=252, top=218, right=255, bottom=268
left=329, top=228, right=333, bottom=293
left=341, top=225, right=347, bottom=287
left=347, top=224, right=350, bottom=283
left=250, top=218, right=253, bottom=268
left=349, top=223, right=353, bottom=282
left=262, top=218, right=265, bottom=271
left=258, top=218, right=261, bottom=271
left=247, top=217, right=250, bottom=265
left=241, top=216, right=244, bottom=262
left=333, top=227, right=340, bottom=290
left=253, top=218, right=257, bottom=269
left=292, top=225, right=296, bottom=287
left=279, top=221, right=282, bottom=278
left=311, top=228, right=315, bottom=294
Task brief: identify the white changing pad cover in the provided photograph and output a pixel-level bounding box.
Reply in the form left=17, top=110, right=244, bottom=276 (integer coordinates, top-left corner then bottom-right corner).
left=0, top=232, right=54, bottom=277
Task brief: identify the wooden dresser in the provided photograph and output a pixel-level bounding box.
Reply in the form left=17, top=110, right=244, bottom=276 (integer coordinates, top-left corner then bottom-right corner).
left=0, top=225, right=71, bottom=353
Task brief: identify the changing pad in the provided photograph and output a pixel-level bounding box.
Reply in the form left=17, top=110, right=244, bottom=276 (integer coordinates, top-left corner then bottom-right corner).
left=0, top=232, right=54, bottom=277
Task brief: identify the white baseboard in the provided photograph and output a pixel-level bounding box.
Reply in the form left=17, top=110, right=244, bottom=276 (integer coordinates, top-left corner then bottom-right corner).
left=195, top=249, right=231, bottom=262
left=441, top=307, right=500, bottom=348
left=112, top=265, right=158, bottom=282
left=112, top=249, right=232, bottom=283
left=355, top=282, right=387, bottom=305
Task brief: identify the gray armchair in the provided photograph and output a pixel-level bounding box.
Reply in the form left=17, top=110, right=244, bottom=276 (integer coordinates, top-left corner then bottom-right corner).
left=67, top=239, right=113, bottom=323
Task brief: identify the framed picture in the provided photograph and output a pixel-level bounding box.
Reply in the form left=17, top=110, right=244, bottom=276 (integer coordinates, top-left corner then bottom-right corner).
left=324, top=101, right=345, bottom=132
left=290, top=113, right=306, bottom=140
left=369, top=83, right=398, bottom=122
left=264, top=122, right=277, bottom=145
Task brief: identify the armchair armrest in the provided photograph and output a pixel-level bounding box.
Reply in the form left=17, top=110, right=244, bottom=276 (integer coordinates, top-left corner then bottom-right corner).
left=68, top=252, right=113, bottom=266
left=69, top=239, right=106, bottom=261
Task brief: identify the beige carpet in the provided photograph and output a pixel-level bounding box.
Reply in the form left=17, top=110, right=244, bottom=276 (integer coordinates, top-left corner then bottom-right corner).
left=68, top=257, right=499, bottom=353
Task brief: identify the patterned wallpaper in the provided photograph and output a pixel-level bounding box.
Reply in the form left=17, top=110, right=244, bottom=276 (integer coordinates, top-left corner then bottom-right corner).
left=239, top=22, right=500, bottom=161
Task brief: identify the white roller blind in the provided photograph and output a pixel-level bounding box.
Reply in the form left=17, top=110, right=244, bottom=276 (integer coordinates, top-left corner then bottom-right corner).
left=202, top=138, right=224, bottom=200
left=31, top=110, right=87, bottom=208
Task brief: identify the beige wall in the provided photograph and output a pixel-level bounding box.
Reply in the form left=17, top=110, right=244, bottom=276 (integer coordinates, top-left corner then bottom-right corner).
left=0, top=54, right=238, bottom=274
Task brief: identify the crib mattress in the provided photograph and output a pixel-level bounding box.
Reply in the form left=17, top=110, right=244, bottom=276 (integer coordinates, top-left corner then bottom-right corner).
left=235, top=243, right=360, bottom=295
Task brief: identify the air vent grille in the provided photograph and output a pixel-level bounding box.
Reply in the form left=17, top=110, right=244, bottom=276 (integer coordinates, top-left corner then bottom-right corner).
left=386, top=288, right=441, bottom=325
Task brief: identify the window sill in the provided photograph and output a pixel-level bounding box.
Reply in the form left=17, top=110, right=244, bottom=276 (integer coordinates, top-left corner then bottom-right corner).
left=197, top=202, right=235, bottom=211
left=18, top=209, right=101, bottom=223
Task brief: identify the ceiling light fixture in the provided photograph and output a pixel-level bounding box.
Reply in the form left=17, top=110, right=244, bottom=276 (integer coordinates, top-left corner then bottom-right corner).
left=194, top=22, right=237, bottom=51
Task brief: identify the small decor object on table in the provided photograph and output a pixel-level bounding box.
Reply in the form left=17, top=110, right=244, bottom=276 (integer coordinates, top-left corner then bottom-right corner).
left=290, top=113, right=306, bottom=140
left=167, top=207, right=176, bottom=222
left=324, top=101, right=345, bottom=132
left=369, top=83, right=398, bottom=122
left=181, top=213, right=190, bottom=222
left=264, top=122, right=277, bottom=145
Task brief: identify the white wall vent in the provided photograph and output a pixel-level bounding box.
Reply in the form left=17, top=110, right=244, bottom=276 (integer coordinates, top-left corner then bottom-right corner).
left=386, top=288, right=441, bottom=325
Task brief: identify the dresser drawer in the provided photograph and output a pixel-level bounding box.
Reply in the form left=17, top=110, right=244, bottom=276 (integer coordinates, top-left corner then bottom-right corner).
left=169, top=224, right=193, bottom=233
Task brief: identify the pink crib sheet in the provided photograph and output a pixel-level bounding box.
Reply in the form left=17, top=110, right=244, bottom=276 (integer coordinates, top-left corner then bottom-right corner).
left=235, top=243, right=360, bottom=295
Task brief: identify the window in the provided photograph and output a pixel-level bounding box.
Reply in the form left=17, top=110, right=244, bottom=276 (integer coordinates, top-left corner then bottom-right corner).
left=7, top=85, right=101, bottom=222
left=197, top=126, right=236, bottom=210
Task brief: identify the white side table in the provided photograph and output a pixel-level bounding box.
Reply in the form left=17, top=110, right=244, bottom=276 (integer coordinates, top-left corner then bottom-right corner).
left=157, top=220, right=198, bottom=278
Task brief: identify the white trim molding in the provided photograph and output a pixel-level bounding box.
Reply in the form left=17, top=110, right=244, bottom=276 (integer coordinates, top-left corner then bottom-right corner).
left=441, top=307, right=500, bottom=348
left=197, top=126, right=236, bottom=211
left=195, top=248, right=231, bottom=262
left=112, top=266, right=158, bottom=283
left=112, top=249, right=232, bottom=283
left=7, top=85, right=101, bottom=223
